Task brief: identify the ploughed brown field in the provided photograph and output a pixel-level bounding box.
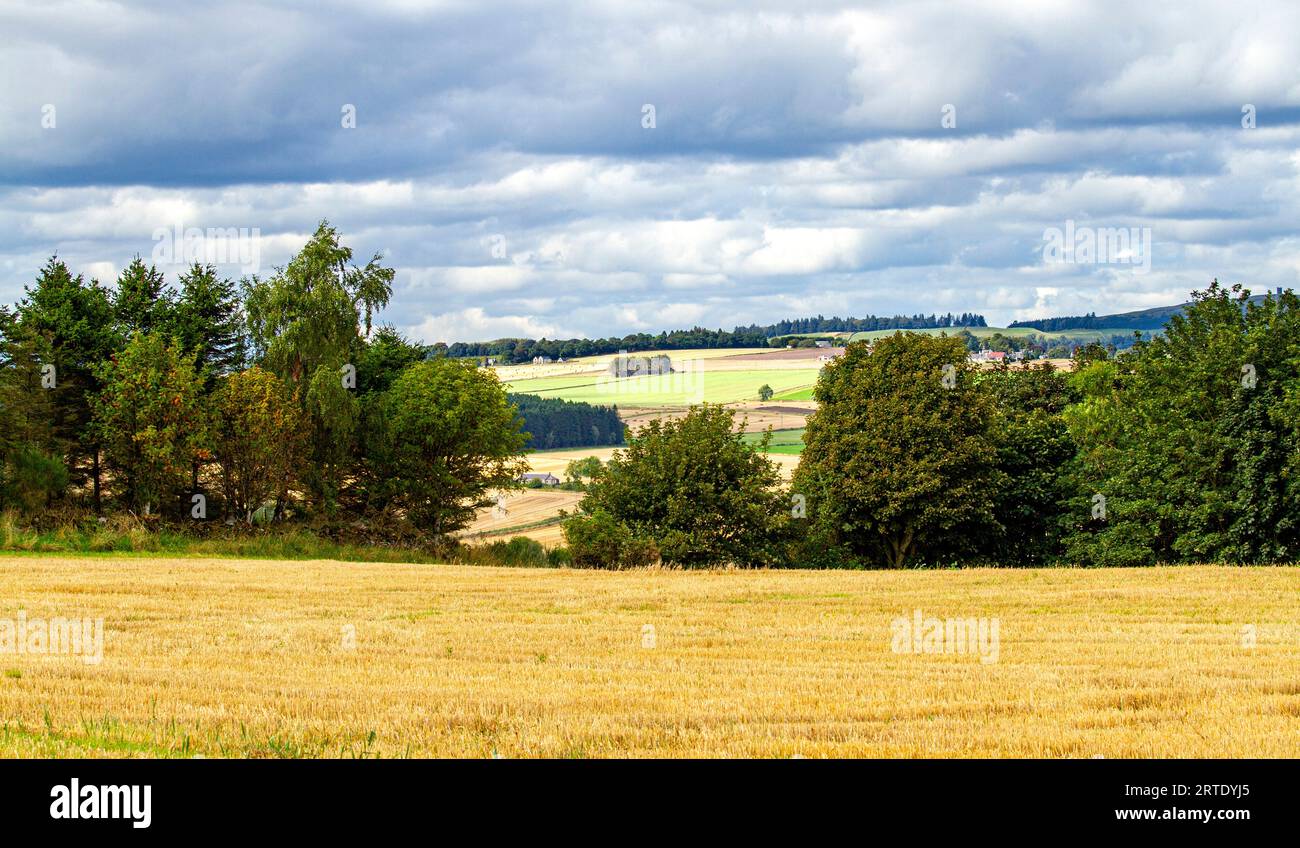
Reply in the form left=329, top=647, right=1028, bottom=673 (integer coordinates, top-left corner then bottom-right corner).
left=0, top=557, right=1295, bottom=757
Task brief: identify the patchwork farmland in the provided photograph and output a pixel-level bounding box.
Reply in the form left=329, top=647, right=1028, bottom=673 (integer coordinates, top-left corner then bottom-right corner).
left=502, top=347, right=825, bottom=407
left=486, top=341, right=1077, bottom=546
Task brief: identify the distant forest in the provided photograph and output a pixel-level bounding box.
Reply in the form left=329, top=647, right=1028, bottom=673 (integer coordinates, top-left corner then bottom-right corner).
left=1010, top=291, right=1286, bottom=333
left=447, top=328, right=767, bottom=363
left=509, top=394, right=625, bottom=451
left=447, top=313, right=987, bottom=363
left=737, top=313, right=987, bottom=335
left=1008, top=312, right=1165, bottom=332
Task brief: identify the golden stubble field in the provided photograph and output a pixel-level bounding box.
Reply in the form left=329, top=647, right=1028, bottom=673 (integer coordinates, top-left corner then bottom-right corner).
left=0, top=557, right=1296, bottom=758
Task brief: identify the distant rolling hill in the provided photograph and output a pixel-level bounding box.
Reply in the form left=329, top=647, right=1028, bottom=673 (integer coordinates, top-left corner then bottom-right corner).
left=1010, top=289, right=1287, bottom=333
left=846, top=326, right=1139, bottom=345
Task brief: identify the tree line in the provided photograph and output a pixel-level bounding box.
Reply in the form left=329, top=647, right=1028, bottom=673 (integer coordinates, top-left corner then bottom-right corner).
left=507, top=395, right=624, bottom=450
left=0, top=222, right=532, bottom=535
left=1009, top=310, right=1168, bottom=333
left=1008, top=296, right=1288, bottom=335
left=740, top=312, right=988, bottom=337
left=445, top=328, right=771, bottom=363
left=444, top=313, right=990, bottom=364
left=563, top=282, right=1300, bottom=568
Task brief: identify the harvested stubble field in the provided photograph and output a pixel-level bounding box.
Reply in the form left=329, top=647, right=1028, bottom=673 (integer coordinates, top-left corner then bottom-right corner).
left=0, top=557, right=1296, bottom=758
left=459, top=489, right=584, bottom=548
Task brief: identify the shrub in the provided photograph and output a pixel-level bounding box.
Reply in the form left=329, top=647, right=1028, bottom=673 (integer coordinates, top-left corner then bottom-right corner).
left=786, top=534, right=865, bottom=569
left=1, top=446, right=69, bottom=515
left=492, top=536, right=550, bottom=567
left=563, top=509, right=659, bottom=569
left=573, top=404, right=790, bottom=567
left=451, top=536, right=558, bottom=568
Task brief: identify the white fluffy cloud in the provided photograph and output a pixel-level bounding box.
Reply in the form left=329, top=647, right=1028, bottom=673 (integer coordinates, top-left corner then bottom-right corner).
left=2, top=0, right=1299, bottom=339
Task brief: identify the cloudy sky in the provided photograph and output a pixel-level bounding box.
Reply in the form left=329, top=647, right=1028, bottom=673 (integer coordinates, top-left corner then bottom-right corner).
left=3, top=0, right=1299, bottom=342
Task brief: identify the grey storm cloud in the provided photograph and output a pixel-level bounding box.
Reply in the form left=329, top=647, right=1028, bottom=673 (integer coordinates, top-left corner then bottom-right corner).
left=1, top=0, right=1299, bottom=341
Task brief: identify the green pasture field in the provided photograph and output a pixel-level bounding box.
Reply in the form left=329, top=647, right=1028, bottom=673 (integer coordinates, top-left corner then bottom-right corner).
left=506, top=367, right=818, bottom=405
left=772, top=385, right=815, bottom=401
left=742, top=427, right=806, bottom=455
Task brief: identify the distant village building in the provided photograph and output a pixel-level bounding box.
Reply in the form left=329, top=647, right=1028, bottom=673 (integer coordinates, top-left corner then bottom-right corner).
left=969, top=350, right=1007, bottom=363
left=815, top=340, right=832, bottom=348
left=518, top=472, right=560, bottom=486
left=532, top=355, right=553, bottom=365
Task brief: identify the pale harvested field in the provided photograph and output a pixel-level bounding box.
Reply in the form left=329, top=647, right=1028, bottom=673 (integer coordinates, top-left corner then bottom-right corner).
left=524, top=444, right=800, bottom=484
left=620, top=400, right=815, bottom=434
left=0, top=558, right=1296, bottom=758
left=525, top=446, right=623, bottom=477
left=460, top=490, right=583, bottom=548
left=494, top=522, right=566, bottom=548
left=722, top=347, right=844, bottom=362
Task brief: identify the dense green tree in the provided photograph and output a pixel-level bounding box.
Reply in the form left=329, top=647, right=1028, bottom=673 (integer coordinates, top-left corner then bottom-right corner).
left=0, top=307, right=58, bottom=458
left=793, top=333, right=1002, bottom=567
left=563, top=508, right=660, bottom=569
left=301, top=363, right=357, bottom=513
left=212, top=367, right=304, bottom=523
left=368, top=359, right=528, bottom=535
left=91, top=333, right=209, bottom=514
left=569, top=404, right=791, bottom=567
left=244, top=221, right=393, bottom=380
left=758, top=383, right=774, bottom=401
left=0, top=446, right=69, bottom=515
left=981, top=362, right=1077, bottom=565
left=507, top=393, right=624, bottom=450
left=352, top=326, right=429, bottom=512
left=355, top=325, right=427, bottom=397
left=113, top=256, right=174, bottom=336
left=1063, top=282, right=1300, bottom=565
left=243, top=222, right=394, bottom=511
left=564, top=455, right=604, bottom=483
left=169, top=262, right=248, bottom=491
left=1071, top=341, right=1110, bottom=366
left=0, top=307, right=67, bottom=512
left=173, top=263, right=246, bottom=386
left=14, top=258, right=120, bottom=509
